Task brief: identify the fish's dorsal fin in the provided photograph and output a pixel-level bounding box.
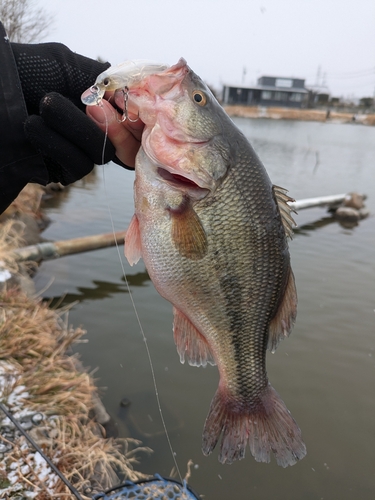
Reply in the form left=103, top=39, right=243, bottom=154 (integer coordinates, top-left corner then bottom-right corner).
left=273, top=185, right=297, bottom=239
left=173, top=307, right=216, bottom=367
left=268, top=269, right=297, bottom=352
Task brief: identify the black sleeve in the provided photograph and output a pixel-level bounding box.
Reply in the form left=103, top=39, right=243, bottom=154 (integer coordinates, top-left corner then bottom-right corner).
left=0, top=22, right=129, bottom=215
left=0, top=22, right=48, bottom=213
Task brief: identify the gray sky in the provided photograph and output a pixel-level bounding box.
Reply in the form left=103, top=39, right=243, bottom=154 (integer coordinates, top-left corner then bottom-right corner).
left=36, top=0, right=375, bottom=98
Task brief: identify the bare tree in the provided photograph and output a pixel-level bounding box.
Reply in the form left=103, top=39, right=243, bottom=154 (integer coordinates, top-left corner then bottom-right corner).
left=0, top=0, right=53, bottom=43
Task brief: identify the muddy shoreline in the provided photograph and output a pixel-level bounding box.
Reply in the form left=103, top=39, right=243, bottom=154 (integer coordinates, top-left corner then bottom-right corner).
left=224, top=105, right=375, bottom=125
left=0, top=185, right=151, bottom=497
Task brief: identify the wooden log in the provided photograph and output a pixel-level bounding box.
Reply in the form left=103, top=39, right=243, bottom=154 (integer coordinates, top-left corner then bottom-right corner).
left=289, top=194, right=347, bottom=211
left=11, top=231, right=126, bottom=263
left=8, top=192, right=367, bottom=263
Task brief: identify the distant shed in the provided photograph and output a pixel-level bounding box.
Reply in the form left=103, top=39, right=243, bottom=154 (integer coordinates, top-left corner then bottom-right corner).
left=223, top=76, right=309, bottom=108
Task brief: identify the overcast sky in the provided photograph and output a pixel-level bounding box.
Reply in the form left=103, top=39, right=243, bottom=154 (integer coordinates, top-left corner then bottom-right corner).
left=35, top=0, right=375, bottom=98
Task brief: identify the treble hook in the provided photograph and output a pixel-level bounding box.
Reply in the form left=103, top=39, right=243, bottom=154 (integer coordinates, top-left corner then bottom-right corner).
left=116, top=87, right=140, bottom=123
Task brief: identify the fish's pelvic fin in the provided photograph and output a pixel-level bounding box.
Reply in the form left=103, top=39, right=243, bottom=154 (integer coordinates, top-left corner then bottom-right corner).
left=124, top=214, right=142, bottom=266
left=268, top=269, right=297, bottom=352
left=170, top=202, right=208, bottom=260
left=173, top=307, right=216, bottom=367
left=273, top=185, right=297, bottom=239
left=202, top=384, right=306, bottom=467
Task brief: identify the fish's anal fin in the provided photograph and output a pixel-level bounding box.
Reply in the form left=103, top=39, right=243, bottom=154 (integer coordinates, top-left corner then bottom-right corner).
left=202, top=384, right=306, bottom=467
left=173, top=307, right=216, bottom=367
left=169, top=199, right=208, bottom=260
left=273, top=185, right=297, bottom=239
left=268, top=269, right=297, bottom=352
left=124, top=214, right=142, bottom=266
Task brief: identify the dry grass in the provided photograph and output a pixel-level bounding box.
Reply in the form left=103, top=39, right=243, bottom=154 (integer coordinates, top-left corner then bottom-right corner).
left=1, top=417, right=150, bottom=498
left=0, top=184, right=44, bottom=221
left=0, top=184, right=153, bottom=498
left=0, top=220, right=25, bottom=275
left=225, top=105, right=375, bottom=125
left=364, top=114, right=375, bottom=126
left=225, top=105, right=331, bottom=121
left=0, top=290, right=83, bottom=369
left=0, top=290, right=151, bottom=498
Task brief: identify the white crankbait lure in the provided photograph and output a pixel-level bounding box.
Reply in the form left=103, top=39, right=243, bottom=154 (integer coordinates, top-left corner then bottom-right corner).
left=81, top=60, right=169, bottom=106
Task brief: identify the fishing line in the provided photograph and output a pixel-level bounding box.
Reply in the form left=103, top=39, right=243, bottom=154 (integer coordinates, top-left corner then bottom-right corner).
left=100, top=102, right=109, bottom=167
left=99, top=106, right=183, bottom=484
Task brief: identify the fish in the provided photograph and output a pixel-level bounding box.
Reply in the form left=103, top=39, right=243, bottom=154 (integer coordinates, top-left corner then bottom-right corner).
left=82, top=58, right=306, bottom=467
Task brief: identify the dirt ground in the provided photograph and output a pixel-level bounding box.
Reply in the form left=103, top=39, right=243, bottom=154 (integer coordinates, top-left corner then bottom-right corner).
left=224, top=105, right=375, bottom=126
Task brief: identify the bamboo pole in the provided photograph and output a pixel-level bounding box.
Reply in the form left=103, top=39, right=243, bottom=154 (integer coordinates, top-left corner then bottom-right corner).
left=289, top=193, right=347, bottom=211
left=8, top=193, right=366, bottom=263
left=11, top=231, right=126, bottom=263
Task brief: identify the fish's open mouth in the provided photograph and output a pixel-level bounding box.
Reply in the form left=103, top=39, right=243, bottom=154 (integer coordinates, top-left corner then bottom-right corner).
left=157, top=167, right=210, bottom=199
left=157, top=167, right=200, bottom=188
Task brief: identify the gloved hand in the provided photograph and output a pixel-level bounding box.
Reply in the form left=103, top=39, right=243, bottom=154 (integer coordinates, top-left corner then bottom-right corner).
left=11, top=41, right=131, bottom=185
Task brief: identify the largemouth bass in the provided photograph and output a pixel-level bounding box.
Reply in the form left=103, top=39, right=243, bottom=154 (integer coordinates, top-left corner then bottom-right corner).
left=83, top=59, right=306, bottom=467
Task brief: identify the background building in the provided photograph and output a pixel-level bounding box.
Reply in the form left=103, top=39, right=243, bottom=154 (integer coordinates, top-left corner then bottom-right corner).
left=222, top=76, right=309, bottom=108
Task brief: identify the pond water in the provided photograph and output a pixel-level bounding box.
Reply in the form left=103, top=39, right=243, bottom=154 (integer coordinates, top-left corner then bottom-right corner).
left=34, top=118, right=375, bottom=499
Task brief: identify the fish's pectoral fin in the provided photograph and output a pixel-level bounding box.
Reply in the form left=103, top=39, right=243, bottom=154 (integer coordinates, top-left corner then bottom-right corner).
left=268, top=269, right=297, bottom=352
left=124, top=214, right=142, bottom=266
left=173, top=307, right=216, bottom=367
left=202, top=384, right=306, bottom=467
left=273, top=185, right=297, bottom=239
left=169, top=199, right=208, bottom=260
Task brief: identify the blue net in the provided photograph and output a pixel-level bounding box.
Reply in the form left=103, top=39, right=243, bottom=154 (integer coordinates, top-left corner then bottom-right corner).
left=93, top=474, right=200, bottom=500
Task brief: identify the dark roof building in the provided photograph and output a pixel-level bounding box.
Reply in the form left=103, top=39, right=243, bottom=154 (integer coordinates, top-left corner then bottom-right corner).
left=223, top=76, right=309, bottom=108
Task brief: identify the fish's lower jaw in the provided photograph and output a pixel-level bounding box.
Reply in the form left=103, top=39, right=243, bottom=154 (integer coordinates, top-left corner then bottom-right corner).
left=202, top=385, right=306, bottom=467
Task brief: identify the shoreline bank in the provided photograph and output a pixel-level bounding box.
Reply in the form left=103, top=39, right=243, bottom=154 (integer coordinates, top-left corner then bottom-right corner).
left=0, top=186, right=151, bottom=497
left=224, top=105, right=375, bottom=125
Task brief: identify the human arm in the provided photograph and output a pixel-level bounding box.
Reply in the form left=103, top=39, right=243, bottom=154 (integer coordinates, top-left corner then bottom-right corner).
left=0, top=22, right=139, bottom=214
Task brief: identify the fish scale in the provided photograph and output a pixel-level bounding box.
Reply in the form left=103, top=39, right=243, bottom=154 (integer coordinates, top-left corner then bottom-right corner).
left=83, top=57, right=305, bottom=466
left=136, top=138, right=300, bottom=464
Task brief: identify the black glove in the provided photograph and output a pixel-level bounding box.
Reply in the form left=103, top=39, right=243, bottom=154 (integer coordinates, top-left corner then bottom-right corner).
left=11, top=42, right=130, bottom=185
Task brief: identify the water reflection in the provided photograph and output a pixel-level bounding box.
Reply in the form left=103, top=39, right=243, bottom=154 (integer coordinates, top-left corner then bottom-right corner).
left=42, top=169, right=100, bottom=210
left=35, top=120, right=375, bottom=500
left=120, top=270, right=150, bottom=287
left=293, top=213, right=360, bottom=235
left=46, top=272, right=150, bottom=307
left=117, top=390, right=184, bottom=440
left=42, top=212, right=360, bottom=309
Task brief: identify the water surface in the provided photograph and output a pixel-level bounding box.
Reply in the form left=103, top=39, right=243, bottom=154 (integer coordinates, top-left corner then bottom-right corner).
left=34, top=118, right=375, bottom=499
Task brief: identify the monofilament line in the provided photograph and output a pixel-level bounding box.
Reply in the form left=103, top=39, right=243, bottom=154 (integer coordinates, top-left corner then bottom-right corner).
left=99, top=121, right=183, bottom=482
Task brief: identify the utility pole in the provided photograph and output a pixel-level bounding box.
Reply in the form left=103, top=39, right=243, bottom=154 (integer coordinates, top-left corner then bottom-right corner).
left=315, top=65, right=321, bottom=87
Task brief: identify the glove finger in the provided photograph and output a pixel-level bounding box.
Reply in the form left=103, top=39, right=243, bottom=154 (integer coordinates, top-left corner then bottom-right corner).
left=24, top=115, right=96, bottom=185
left=12, top=41, right=110, bottom=114
left=39, top=92, right=117, bottom=165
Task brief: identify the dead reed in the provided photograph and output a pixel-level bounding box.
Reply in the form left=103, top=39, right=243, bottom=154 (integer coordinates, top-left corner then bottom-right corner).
left=0, top=184, right=44, bottom=221
left=0, top=289, right=151, bottom=498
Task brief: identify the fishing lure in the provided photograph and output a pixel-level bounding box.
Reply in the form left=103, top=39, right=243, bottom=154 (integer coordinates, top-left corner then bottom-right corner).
left=81, top=60, right=169, bottom=107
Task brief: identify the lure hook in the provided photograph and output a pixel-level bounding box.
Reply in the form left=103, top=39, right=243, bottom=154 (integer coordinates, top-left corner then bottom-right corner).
left=117, top=87, right=139, bottom=123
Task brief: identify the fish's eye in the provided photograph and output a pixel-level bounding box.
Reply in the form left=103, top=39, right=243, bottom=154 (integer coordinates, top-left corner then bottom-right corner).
left=192, top=90, right=207, bottom=106
left=103, top=77, right=110, bottom=87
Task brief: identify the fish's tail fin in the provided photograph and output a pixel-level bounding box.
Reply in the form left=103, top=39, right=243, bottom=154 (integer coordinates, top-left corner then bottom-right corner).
left=202, top=384, right=306, bottom=467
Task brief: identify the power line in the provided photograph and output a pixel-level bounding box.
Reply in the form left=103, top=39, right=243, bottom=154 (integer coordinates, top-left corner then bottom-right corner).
left=306, top=67, right=375, bottom=80
left=328, top=70, right=375, bottom=80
